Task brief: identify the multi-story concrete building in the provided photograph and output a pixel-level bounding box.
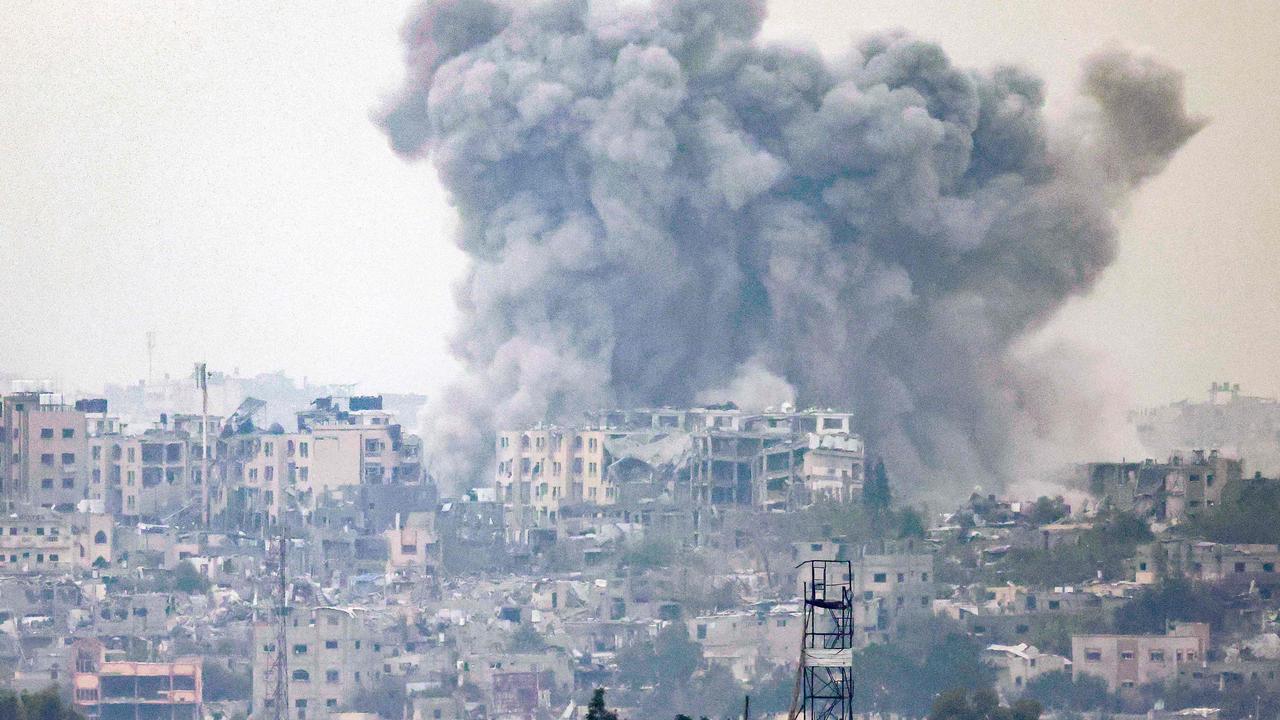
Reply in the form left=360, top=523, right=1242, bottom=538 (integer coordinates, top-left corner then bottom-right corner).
left=1072, top=622, right=1210, bottom=693
left=494, top=426, right=610, bottom=533
left=846, top=546, right=935, bottom=646
left=800, top=433, right=865, bottom=503
left=594, top=404, right=861, bottom=509
left=2, top=392, right=88, bottom=510
left=0, top=511, right=75, bottom=574
left=252, top=606, right=383, bottom=720
left=1083, top=450, right=1242, bottom=523
left=71, top=639, right=202, bottom=720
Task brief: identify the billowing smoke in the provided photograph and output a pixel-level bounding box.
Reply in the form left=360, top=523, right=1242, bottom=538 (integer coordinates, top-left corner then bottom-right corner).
left=381, top=0, right=1204, bottom=499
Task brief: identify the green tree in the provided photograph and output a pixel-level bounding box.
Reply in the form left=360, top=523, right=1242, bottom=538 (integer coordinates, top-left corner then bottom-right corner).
left=174, top=560, right=210, bottom=594
left=1029, top=496, right=1069, bottom=526
left=1023, top=670, right=1110, bottom=711
left=653, top=623, right=701, bottom=688
left=897, top=508, right=927, bottom=538
left=5, top=689, right=80, bottom=720
left=1113, top=578, right=1228, bottom=634
left=509, top=623, right=547, bottom=652
left=202, top=660, right=252, bottom=701
left=863, top=459, right=891, bottom=513
left=0, top=690, right=27, bottom=720
left=586, top=689, right=618, bottom=720
left=345, top=676, right=406, bottom=720
left=1185, top=475, right=1280, bottom=544
left=928, top=688, right=1041, bottom=720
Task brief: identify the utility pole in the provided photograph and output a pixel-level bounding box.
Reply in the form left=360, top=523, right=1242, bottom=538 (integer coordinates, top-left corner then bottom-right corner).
left=195, top=363, right=209, bottom=526
left=146, top=331, right=156, bottom=382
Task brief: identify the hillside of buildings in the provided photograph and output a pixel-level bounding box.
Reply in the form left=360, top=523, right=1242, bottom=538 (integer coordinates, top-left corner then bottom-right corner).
left=2, top=387, right=1280, bottom=720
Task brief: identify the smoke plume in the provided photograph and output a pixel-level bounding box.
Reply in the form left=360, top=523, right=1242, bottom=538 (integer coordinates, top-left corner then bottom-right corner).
left=381, top=0, right=1203, bottom=499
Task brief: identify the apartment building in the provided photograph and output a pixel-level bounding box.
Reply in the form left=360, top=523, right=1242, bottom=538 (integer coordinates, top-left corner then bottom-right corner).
left=252, top=606, right=383, bottom=720
left=296, top=396, right=422, bottom=495
left=801, top=433, right=865, bottom=502
left=71, top=638, right=202, bottom=720
left=689, top=606, right=800, bottom=681
left=2, top=392, right=88, bottom=509
left=1072, top=622, right=1211, bottom=693
left=586, top=404, right=863, bottom=509
left=1083, top=450, right=1242, bottom=523
left=0, top=511, right=75, bottom=574
left=494, top=426, right=610, bottom=532
left=847, top=547, right=935, bottom=646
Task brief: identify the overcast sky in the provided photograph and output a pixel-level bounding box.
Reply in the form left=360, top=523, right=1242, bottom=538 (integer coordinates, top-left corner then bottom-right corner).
left=1, top=1, right=1277, bottom=407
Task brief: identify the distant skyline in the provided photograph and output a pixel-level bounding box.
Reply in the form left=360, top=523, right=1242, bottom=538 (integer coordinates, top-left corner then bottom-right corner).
left=2, top=0, right=1277, bottom=408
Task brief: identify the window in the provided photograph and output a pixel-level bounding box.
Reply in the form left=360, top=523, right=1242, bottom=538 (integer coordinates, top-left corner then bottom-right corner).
left=696, top=624, right=707, bottom=640
left=325, top=670, right=339, bottom=683
left=300, top=442, right=309, bottom=458
left=326, top=700, right=337, bottom=709
left=1120, top=651, right=1135, bottom=660
left=263, top=644, right=276, bottom=653
left=1150, top=651, right=1165, bottom=662
left=921, top=572, right=928, bottom=582
left=264, top=442, right=274, bottom=457
left=1265, top=563, right=1275, bottom=573
left=41, top=453, right=54, bottom=465
left=325, top=640, right=338, bottom=649
left=61, top=478, right=74, bottom=489
left=95, top=531, right=107, bottom=544
left=62, top=428, right=74, bottom=439
left=1085, top=650, right=1102, bottom=662
left=62, top=453, right=75, bottom=464
left=897, top=573, right=905, bottom=583
left=41, top=428, right=54, bottom=439
left=873, top=573, right=887, bottom=583
left=41, top=479, right=53, bottom=489
left=293, top=644, right=308, bottom=655
left=1235, top=562, right=1246, bottom=573
left=292, top=670, right=310, bottom=682
left=1047, top=600, right=1061, bottom=610
left=811, top=543, right=823, bottom=552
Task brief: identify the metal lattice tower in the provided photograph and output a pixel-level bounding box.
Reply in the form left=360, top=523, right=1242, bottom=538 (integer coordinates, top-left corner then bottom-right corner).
left=265, top=530, right=289, bottom=720
left=796, top=559, right=855, bottom=720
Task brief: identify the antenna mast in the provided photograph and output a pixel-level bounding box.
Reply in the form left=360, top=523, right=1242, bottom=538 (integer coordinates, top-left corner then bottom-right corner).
left=267, top=528, right=289, bottom=720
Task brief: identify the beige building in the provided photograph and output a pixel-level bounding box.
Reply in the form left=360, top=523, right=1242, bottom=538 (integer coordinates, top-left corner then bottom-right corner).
left=801, top=433, right=865, bottom=502
left=2, top=392, right=88, bottom=510
left=1072, top=622, right=1210, bottom=693
left=0, top=511, right=75, bottom=574
left=494, top=426, right=611, bottom=533
left=252, top=606, right=383, bottom=720
left=983, top=643, right=1071, bottom=696
left=385, top=511, right=441, bottom=579
left=72, top=639, right=202, bottom=720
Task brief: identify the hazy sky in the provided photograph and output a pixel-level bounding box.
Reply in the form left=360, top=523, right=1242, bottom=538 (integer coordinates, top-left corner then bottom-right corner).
left=2, top=1, right=1277, bottom=407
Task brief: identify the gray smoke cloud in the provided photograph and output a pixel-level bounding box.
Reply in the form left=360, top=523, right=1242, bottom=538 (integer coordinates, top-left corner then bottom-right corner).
left=381, top=0, right=1204, bottom=499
